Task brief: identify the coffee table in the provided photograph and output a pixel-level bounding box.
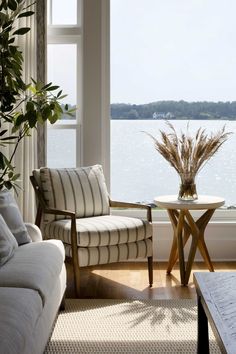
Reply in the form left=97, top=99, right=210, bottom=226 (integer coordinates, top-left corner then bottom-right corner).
left=194, top=272, right=236, bottom=354
left=154, top=195, right=225, bottom=285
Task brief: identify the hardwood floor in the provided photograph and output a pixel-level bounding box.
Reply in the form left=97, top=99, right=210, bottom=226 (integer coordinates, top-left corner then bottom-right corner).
left=65, top=261, right=236, bottom=300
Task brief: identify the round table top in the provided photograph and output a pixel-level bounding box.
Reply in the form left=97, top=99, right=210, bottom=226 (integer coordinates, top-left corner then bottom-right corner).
left=154, top=195, right=225, bottom=210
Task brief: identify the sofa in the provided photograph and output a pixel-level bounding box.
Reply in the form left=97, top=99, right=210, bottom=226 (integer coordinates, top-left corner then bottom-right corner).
left=0, top=222, right=66, bottom=354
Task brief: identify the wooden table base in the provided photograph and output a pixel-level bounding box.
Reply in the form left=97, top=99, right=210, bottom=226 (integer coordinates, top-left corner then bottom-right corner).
left=167, top=208, right=215, bottom=285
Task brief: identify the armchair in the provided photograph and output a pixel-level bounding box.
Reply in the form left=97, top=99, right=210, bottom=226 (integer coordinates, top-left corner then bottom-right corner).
left=30, top=165, right=153, bottom=297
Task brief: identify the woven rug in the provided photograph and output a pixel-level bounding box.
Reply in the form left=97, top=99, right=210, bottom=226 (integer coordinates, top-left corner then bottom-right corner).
left=45, top=299, right=220, bottom=354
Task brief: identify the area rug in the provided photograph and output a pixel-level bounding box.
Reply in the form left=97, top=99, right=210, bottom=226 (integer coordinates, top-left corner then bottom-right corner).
left=45, top=299, right=220, bottom=354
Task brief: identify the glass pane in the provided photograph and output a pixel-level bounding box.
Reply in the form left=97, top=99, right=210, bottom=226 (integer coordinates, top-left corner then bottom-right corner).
left=47, top=44, right=76, bottom=121
left=47, top=129, right=76, bottom=168
left=51, top=0, right=77, bottom=25
left=111, top=0, right=236, bottom=207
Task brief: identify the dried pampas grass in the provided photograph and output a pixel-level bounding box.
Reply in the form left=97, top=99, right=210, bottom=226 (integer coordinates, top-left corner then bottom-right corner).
left=145, top=121, right=231, bottom=181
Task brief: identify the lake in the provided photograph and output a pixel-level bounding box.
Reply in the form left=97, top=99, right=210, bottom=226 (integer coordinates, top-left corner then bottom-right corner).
left=111, top=120, right=236, bottom=206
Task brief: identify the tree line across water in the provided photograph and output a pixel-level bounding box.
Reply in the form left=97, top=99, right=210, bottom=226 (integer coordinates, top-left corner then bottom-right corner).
left=110, top=101, right=236, bottom=120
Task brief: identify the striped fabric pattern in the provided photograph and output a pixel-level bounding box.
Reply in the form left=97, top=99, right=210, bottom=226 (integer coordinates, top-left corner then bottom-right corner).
left=43, top=215, right=152, bottom=247
left=63, top=239, right=153, bottom=267
left=39, top=165, right=110, bottom=223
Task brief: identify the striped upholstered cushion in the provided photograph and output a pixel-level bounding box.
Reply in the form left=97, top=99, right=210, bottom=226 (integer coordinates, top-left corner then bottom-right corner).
left=39, top=165, right=110, bottom=223
left=63, top=239, right=153, bottom=267
left=43, top=215, right=152, bottom=247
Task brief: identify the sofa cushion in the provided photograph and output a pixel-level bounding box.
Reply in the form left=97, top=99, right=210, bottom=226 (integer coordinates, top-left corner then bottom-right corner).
left=38, top=165, right=110, bottom=223
left=0, top=287, right=42, bottom=354
left=0, top=240, right=65, bottom=303
left=0, top=215, right=18, bottom=266
left=0, top=189, right=31, bottom=245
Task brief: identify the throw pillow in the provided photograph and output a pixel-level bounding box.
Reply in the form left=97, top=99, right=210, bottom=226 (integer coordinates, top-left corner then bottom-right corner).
left=0, top=190, right=31, bottom=245
left=39, top=165, right=110, bottom=223
left=0, top=215, right=18, bottom=266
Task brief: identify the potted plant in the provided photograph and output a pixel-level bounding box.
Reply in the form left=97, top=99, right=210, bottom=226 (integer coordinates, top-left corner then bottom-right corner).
left=0, top=0, right=72, bottom=192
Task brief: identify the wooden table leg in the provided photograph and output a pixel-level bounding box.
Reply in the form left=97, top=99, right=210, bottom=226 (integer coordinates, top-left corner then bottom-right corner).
left=176, top=210, right=186, bottom=285
left=168, top=215, right=192, bottom=273
left=196, top=209, right=215, bottom=272
left=184, top=210, right=200, bottom=284
left=197, top=294, right=210, bottom=354
left=166, top=210, right=178, bottom=274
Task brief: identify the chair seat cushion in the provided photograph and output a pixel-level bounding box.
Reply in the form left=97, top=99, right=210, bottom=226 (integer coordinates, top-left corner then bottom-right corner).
left=43, top=215, right=152, bottom=247
left=64, top=238, right=153, bottom=267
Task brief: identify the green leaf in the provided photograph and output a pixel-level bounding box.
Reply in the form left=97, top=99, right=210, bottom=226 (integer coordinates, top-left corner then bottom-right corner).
left=0, top=129, right=7, bottom=136
left=0, top=135, right=18, bottom=141
left=49, top=113, right=59, bottom=124
left=57, top=90, right=62, bottom=97
left=45, top=85, right=60, bottom=91
left=42, top=105, right=51, bottom=119
left=26, top=101, right=34, bottom=111
left=12, top=173, right=20, bottom=181
left=15, top=113, right=24, bottom=126
left=4, top=181, right=12, bottom=190
left=8, top=37, right=15, bottom=44
left=8, top=0, right=17, bottom=11
left=13, top=27, right=30, bottom=35
left=18, top=11, right=34, bottom=18
left=31, top=77, right=37, bottom=85
left=42, top=82, right=52, bottom=90
left=28, top=85, right=37, bottom=94
left=57, top=94, right=67, bottom=100
left=0, top=152, right=5, bottom=169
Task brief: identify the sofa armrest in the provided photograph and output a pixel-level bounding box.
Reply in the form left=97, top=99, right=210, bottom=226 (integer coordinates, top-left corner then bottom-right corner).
left=25, top=223, right=43, bottom=242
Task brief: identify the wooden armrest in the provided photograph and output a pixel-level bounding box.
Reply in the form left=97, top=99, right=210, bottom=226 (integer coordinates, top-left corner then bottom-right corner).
left=110, top=200, right=149, bottom=209
left=110, top=200, right=152, bottom=222
left=44, top=207, right=76, bottom=218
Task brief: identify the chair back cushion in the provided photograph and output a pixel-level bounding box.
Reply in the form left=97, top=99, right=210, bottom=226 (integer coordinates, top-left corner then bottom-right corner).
left=39, top=165, right=110, bottom=223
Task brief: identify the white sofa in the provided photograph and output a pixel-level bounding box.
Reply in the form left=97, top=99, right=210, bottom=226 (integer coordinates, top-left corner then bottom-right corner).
left=0, top=223, right=66, bottom=354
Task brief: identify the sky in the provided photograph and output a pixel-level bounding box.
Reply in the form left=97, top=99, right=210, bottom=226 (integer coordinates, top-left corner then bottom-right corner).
left=111, top=0, right=236, bottom=104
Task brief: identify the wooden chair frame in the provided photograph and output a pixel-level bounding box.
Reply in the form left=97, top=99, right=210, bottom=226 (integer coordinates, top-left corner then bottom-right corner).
left=30, top=175, right=153, bottom=297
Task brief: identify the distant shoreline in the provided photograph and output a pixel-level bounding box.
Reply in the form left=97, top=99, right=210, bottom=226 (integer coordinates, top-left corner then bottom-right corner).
left=111, top=100, right=236, bottom=120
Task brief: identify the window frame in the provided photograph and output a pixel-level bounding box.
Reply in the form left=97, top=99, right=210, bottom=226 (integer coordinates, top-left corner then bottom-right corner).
left=46, top=0, right=83, bottom=168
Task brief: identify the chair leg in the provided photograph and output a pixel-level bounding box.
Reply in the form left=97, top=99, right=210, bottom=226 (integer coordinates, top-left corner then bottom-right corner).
left=148, top=256, right=153, bottom=287
left=74, top=265, right=81, bottom=298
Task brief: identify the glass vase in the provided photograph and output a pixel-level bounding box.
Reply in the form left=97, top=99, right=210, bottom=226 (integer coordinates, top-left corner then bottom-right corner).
left=178, top=173, right=198, bottom=201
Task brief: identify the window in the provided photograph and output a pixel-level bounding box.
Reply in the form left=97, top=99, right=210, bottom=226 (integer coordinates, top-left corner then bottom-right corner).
left=47, top=0, right=82, bottom=168
left=110, top=0, right=236, bottom=208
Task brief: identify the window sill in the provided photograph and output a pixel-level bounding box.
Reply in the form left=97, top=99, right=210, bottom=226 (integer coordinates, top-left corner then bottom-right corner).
left=111, top=208, right=236, bottom=223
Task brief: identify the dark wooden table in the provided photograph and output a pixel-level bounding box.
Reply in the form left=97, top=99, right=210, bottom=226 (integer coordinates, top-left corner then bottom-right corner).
left=194, top=272, right=236, bottom=354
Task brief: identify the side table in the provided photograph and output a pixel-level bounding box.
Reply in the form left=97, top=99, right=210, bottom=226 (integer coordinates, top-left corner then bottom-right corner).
left=154, top=195, right=225, bottom=285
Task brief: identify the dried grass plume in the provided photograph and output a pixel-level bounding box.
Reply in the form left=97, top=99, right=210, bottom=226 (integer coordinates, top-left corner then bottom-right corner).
left=145, top=121, right=231, bottom=181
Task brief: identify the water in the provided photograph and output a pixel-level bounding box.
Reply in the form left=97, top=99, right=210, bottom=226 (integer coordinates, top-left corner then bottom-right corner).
left=111, top=120, right=236, bottom=206
left=47, top=120, right=236, bottom=207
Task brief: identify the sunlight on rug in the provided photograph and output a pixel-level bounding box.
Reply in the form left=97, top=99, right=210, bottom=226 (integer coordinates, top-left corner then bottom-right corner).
left=45, top=299, right=220, bottom=354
